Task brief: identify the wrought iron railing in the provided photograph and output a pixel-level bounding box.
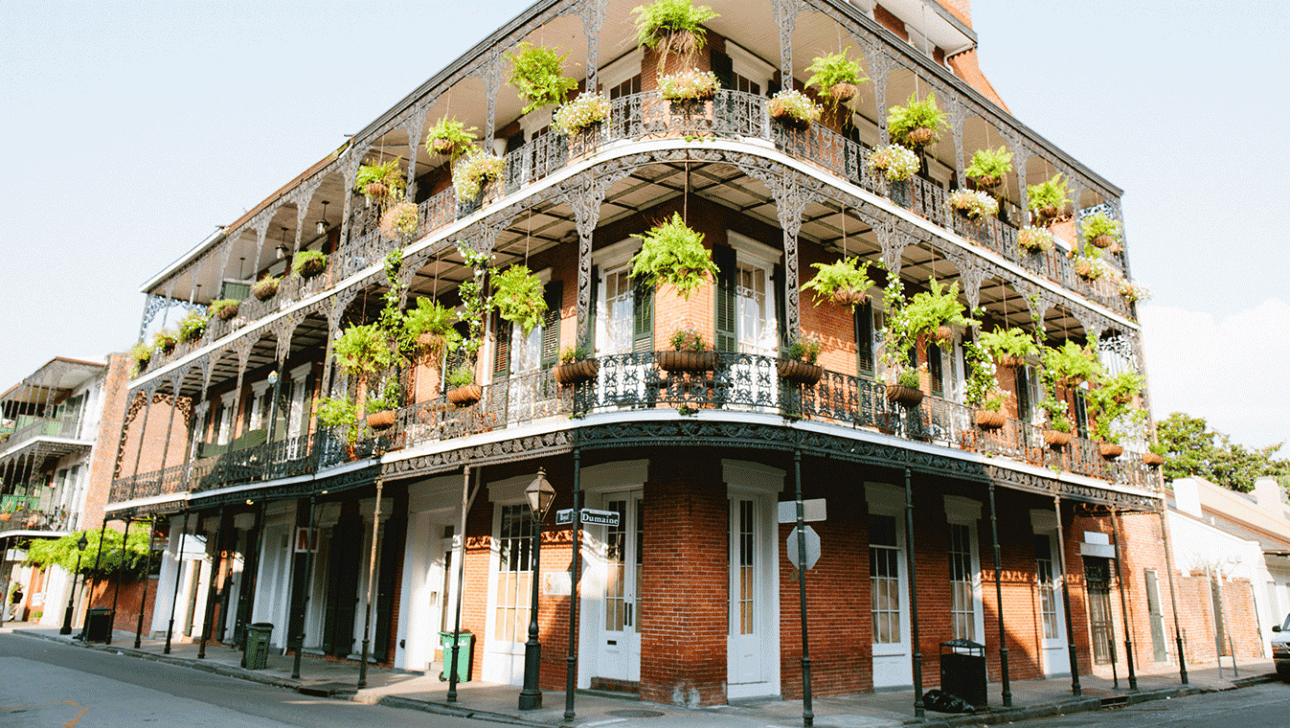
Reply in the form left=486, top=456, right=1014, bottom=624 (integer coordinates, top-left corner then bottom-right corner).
left=2, top=415, right=85, bottom=450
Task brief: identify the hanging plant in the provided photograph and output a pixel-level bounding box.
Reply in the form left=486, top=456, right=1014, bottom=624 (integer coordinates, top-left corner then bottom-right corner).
left=452, top=149, right=506, bottom=200
left=629, top=212, right=719, bottom=300
left=657, top=69, right=720, bottom=102
left=1118, top=279, right=1151, bottom=304
left=252, top=275, right=280, bottom=301
left=209, top=299, right=240, bottom=321
left=1080, top=212, right=1123, bottom=250
left=947, top=189, right=1000, bottom=220
left=491, top=264, right=548, bottom=335
left=866, top=144, right=920, bottom=182
left=978, top=326, right=1039, bottom=368
left=1039, top=395, right=1073, bottom=447
left=425, top=117, right=478, bottom=160
left=1043, top=339, right=1102, bottom=390
left=1018, top=226, right=1056, bottom=254
left=1085, top=372, right=1146, bottom=455
left=886, top=92, right=948, bottom=150
left=801, top=257, right=875, bottom=309
left=292, top=249, right=328, bottom=279
left=768, top=89, right=822, bottom=130
left=805, top=48, right=868, bottom=110
left=456, top=246, right=492, bottom=369
left=153, top=330, right=177, bottom=356
left=177, top=312, right=207, bottom=344
left=402, top=297, right=462, bottom=359
left=1027, top=174, right=1070, bottom=225
left=962, top=339, right=1006, bottom=427
left=659, top=326, right=715, bottom=372
left=354, top=157, right=407, bottom=204
left=509, top=43, right=579, bottom=115
left=631, top=0, right=719, bottom=72
left=379, top=200, right=420, bottom=241
left=1072, top=251, right=1111, bottom=281
left=333, top=323, right=397, bottom=425
left=965, top=146, right=1013, bottom=190
left=130, top=342, right=152, bottom=374
left=552, top=92, right=611, bottom=136
left=897, top=278, right=976, bottom=349
left=554, top=344, right=598, bottom=385
left=778, top=334, right=823, bottom=385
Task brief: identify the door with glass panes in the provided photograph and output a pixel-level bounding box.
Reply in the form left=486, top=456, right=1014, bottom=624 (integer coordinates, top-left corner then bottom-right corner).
left=594, top=263, right=652, bottom=408
left=597, top=492, right=643, bottom=682
left=714, top=239, right=781, bottom=410
left=727, top=493, right=776, bottom=696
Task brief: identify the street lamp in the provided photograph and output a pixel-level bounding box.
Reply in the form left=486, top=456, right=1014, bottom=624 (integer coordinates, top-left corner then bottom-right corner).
left=59, top=534, right=89, bottom=635
left=518, top=468, right=555, bottom=711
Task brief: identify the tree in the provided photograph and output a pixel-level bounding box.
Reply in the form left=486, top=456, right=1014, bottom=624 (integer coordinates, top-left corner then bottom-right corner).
left=1155, top=412, right=1290, bottom=491
left=25, top=525, right=153, bottom=579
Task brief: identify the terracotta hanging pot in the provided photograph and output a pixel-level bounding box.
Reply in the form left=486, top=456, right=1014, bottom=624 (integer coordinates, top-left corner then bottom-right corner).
left=1043, top=430, right=1071, bottom=448
left=904, top=127, right=934, bottom=148
left=885, top=384, right=924, bottom=406
left=1099, top=442, right=1124, bottom=460
left=1091, top=234, right=1116, bottom=249
left=554, top=359, right=599, bottom=385
left=1142, top=452, right=1165, bottom=467
left=366, top=410, right=396, bottom=430
left=447, top=384, right=482, bottom=407
left=777, top=360, right=823, bottom=385
left=658, top=350, right=716, bottom=373
left=975, top=410, right=1006, bottom=429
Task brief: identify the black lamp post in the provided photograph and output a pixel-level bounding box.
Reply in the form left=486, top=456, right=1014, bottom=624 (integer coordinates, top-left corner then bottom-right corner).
left=518, top=468, right=555, bottom=711
left=59, top=534, right=89, bottom=635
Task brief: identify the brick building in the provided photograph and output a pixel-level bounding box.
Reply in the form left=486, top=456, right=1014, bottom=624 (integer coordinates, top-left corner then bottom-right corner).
left=105, top=0, right=1187, bottom=713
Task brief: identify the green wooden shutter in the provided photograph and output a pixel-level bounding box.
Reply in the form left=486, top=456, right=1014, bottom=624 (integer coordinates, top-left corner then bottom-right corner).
left=1015, top=366, right=1031, bottom=423
left=585, top=266, right=599, bottom=352
left=714, top=245, right=737, bottom=352
left=540, top=282, right=562, bottom=368
left=774, top=264, right=788, bottom=356
left=855, top=301, right=874, bottom=377
left=927, top=343, right=944, bottom=398
left=711, top=49, right=734, bottom=90
left=633, top=277, right=654, bottom=353
left=492, top=311, right=510, bottom=380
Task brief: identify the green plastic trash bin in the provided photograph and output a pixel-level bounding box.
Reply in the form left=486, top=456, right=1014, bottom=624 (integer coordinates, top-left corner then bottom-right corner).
left=86, top=607, right=114, bottom=643
left=438, top=631, right=474, bottom=683
left=243, top=622, right=274, bottom=670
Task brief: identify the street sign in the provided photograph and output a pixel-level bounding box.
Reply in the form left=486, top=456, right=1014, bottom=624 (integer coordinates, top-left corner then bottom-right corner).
left=778, top=499, right=827, bottom=524
left=786, top=526, right=821, bottom=570
left=555, top=508, right=621, bottom=528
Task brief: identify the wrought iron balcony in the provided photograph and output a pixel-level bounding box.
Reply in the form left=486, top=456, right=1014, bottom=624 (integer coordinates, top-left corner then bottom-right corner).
left=0, top=495, right=70, bottom=534
left=108, top=352, right=1158, bottom=505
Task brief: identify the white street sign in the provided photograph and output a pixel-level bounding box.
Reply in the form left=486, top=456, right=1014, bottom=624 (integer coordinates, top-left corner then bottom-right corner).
left=778, top=499, right=827, bottom=524
left=555, top=508, right=620, bottom=527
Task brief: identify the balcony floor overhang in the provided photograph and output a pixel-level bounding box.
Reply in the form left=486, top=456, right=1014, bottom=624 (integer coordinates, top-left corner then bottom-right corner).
left=0, top=436, right=93, bottom=468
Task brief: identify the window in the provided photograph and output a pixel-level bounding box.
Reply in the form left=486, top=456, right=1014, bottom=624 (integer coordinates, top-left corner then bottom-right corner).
left=733, top=73, right=760, bottom=95
left=493, top=504, right=534, bottom=644
left=605, top=499, right=629, bottom=631
left=1034, top=535, right=1059, bottom=640
left=948, top=523, right=975, bottom=640
left=735, top=499, right=755, bottom=635
left=608, top=75, right=641, bottom=100
left=736, top=262, right=773, bottom=355
left=601, top=266, right=636, bottom=355
left=870, top=514, right=901, bottom=644
left=855, top=301, right=877, bottom=377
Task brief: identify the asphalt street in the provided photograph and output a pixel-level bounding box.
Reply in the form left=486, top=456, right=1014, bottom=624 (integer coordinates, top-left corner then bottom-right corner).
left=0, top=633, right=475, bottom=728
left=995, top=681, right=1290, bottom=728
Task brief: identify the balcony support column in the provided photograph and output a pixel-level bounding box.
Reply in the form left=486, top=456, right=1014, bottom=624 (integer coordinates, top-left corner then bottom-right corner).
left=1110, top=508, right=1138, bottom=690
left=740, top=167, right=811, bottom=339
left=903, top=467, right=924, bottom=718
left=106, top=517, right=131, bottom=644
left=578, top=0, right=608, bottom=91
left=155, top=378, right=181, bottom=484
left=198, top=507, right=226, bottom=660
left=482, top=48, right=506, bottom=150
left=769, top=0, right=801, bottom=91
left=1053, top=495, right=1081, bottom=695
left=128, top=389, right=156, bottom=480
left=164, top=511, right=191, bottom=654
left=1011, top=141, right=1031, bottom=224
left=79, top=514, right=111, bottom=640
left=566, top=171, right=633, bottom=348
left=1157, top=508, right=1188, bottom=684
left=400, top=105, right=431, bottom=201
left=291, top=496, right=319, bottom=680
left=133, top=515, right=157, bottom=648
left=988, top=481, right=1012, bottom=706
left=227, top=341, right=254, bottom=447
left=235, top=502, right=266, bottom=656
left=949, top=99, right=966, bottom=184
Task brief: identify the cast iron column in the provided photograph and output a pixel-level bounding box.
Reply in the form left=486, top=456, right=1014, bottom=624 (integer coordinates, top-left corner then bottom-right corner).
left=59, top=539, right=87, bottom=635
left=134, top=515, right=158, bottom=648
left=79, top=514, right=111, bottom=640
left=988, top=482, right=1011, bottom=706
left=564, top=450, right=582, bottom=723
left=1110, top=509, right=1137, bottom=690
left=904, top=468, right=924, bottom=718
left=447, top=467, right=474, bottom=703
left=164, top=512, right=191, bottom=654
left=794, top=449, right=814, bottom=727
left=1053, top=496, right=1081, bottom=695
left=292, top=496, right=318, bottom=680
left=198, top=508, right=226, bottom=659
left=1157, top=509, right=1188, bottom=684
left=358, top=478, right=385, bottom=689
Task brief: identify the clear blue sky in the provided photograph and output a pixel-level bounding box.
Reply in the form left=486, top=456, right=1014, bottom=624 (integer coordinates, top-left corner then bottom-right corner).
left=2, top=1, right=1285, bottom=452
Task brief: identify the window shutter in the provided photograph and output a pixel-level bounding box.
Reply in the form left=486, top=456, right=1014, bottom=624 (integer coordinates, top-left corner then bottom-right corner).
left=714, top=245, right=737, bottom=352
left=586, top=265, right=599, bottom=352
left=1074, top=389, right=1089, bottom=439
left=220, top=280, right=251, bottom=301
left=711, top=49, right=734, bottom=90
left=927, top=343, right=944, bottom=398
left=774, top=264, right=788, bottom=356
left=540, top=282, right=562, bottom=368
left=273, top=379, right=291, bottom=442
left=855, top=301, right=875, bottom=377
left=1015, top=366, right=1031, bottom=423
left=505, top=131, right=525, bottom=154
left=492, top=311, right=510, bottom=380
left=633, top=277, right=654, bottom=353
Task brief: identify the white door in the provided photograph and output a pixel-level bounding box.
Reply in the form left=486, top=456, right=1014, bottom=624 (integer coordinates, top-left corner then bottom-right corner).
left=1034, top=533, right=1068, bottom=675
left=727, top=496, right=764, bottom=688
left=431, top=523, right=461, bottom=665
left=597, top=493, right=643, bottom=683
left=595, top=266, right=650, bottom=408
left=731, top=260, right=779, bottom=410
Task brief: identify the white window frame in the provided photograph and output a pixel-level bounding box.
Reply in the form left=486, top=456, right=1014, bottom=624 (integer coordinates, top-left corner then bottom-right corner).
left=1031, top=510, right=1067, bottom=653
left=867, top=483, right=909, bottom=658
left=249, top=379, right=272, bottom=431
left=217, top=391, right=237, bottom=445
left=726, top=41, right=775, bottom=95
left=598, top=49, right=643, bottom=95
left=727, top=231, right=781, bottom=356
left=592, top=238, right=641, bottom=358
left=944, top=496, right=985, bottom=645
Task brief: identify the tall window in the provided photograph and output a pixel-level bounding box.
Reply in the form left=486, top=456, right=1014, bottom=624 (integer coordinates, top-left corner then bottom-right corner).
left=948, top=523, right=975, bottom=640
left=605, top=499, right=628, bottom=631
left=870, top=514, right=901, bottom=644
left=494, top=504, right=534, bottom=643
left=608, top=74, right=641, bottom=99
left=736, top=499, right=755, bottom=635
left=601, top=267, right=635, bottom=355
left=1034, top=535, right=1059, bottom=639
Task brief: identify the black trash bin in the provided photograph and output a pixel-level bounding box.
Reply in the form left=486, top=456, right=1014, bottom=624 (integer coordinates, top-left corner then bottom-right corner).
left=940, top=638, right=987, bottom=707
left=86, top=607, right=114, bottom=643
left=243, top=622, right=274, bottom=670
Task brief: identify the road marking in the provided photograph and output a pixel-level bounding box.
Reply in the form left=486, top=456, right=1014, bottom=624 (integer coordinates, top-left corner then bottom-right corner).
left=1, top=700, right=89, bottom=728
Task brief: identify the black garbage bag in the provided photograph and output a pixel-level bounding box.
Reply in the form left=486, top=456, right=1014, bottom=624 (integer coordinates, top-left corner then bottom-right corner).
left=922, top=689, right=976, bottom=714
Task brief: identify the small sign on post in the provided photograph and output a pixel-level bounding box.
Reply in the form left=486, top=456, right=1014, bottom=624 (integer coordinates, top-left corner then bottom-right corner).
left=786, top=526, right=821, bottom=570
left=555, top=508, right=621, bottom=528
left=778, top=499, right=827, bottom=524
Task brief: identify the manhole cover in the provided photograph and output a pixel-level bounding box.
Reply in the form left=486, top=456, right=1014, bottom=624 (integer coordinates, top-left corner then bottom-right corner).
left=607, top=710, right=664, bottom=718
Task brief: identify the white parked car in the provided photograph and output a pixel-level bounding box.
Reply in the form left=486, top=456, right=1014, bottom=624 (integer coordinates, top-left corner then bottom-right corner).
left=1272, top=613, right=1290, bottom=679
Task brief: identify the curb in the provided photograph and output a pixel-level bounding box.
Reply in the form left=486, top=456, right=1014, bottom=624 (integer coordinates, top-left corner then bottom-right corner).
left=905, top=685, right=1204, bottom=727
left=376, top=695, right=553, bottom=728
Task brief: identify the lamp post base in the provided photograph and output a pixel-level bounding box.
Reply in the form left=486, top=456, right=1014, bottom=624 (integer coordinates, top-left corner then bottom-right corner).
left=518, top=641, right=543, bottom=710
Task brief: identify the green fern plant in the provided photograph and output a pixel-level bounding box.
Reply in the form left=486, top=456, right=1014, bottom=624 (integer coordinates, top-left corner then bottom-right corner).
left=508, top=43, right=578, bottom=115
left=491, top=264, right=548, bottom=335
left=1027, top=174, right=1070, bottom=220
left=978, top=327, right=1039, bottom=364
left=402, top=297, right=461, bottom=358
left=425, top=118, right=477, bottom=161
left=805, top=49, right=868, bottom=110
left=964, top=146, right=1013, bottom=186
left=886, top=92, right=948, bottom=149
left=631, top=0, right=718, bottom=72
left=332, top=323, right=397, bottom=421
left=629, top=212, right=719, bottom=300
left=354, top=157, right=407, bottom=203
left=801, top=257, right=874, bottom=309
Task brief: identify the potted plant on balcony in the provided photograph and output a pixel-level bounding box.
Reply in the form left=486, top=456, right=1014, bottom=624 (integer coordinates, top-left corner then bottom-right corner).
left=446, top=366, right=482, bottom=406
left=778, top=334, right=823, bottom=385
left=316, top=395, right=360, bottom=455
left=293, top=249, right=328, bottom=279
left=177, top=311, right=207, bottom=344
left=1080, top=211, right=1123, bottom=251
left=1018, top=226, right=1056, bottom=254
left=901, top=278, right=976, bottom=349
left=964, top=146, right=1013, bottom=191
left=153, top=330, right=177, bottom=356
left=355, top=157, right=407, bottom=206
left=446, top=246, right=491, bottom=405
left=659, top=326, right=715, bottom=373
left=801, top=256, right=875, bottom=309
left=1086, top=377, right=1145, bottom=460
left=553, top=92, right=611, bottom=137
left=491, top=264, right=548, bottom=335
left=657, top=68, right=720, bottom=103
left=364, top=378, right=401, bottom=431
left=332, top=322, right=397, bottom=433
left=425, top=117, right=477, bottom=161
left=1027, top=173, right=1070, bottom=226
left=1039, top=396, right=1073, bottom=448
left=452, top=148, right=506, bottom=201
left=1118, top=279, right=1151, bottom=304
left=1142, top=442, right=1166, bottom=467
left=252, top=275, right=280, bottom=301
left=554, top=344, right=599, bottom=385
left=402, top=297, right=461, bottom=361
left=963, top=339, right=1006, bottom=429
left=1072, top=250, right=1111, bottom=281
left=768, top=89, right=822, bottom=130
left=209, top=299, right=240, bottom=321
left=509, top=42, right=579, bottom=115
left=947, top=189, right=999, bottom=220
left=805, top=48, right=868, bottom=111
left=379, top=199, right=420, bottom=241
left=886, top=92, right=948, bottom=150
left=979, top=326, right=1039, bottom=368
left=630, top=212, right=719, bottom=301
left=866, top=144, right=920, bottom=183
left=631, top=0, right=719, bottom=74
left=130, top=342, right=152, bottom=375
left=1043, top=339, right=1102, bottom=390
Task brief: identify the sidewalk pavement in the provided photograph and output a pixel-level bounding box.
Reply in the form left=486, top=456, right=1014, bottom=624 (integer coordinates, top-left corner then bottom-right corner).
left=4, top=622, right=1279, bottom=728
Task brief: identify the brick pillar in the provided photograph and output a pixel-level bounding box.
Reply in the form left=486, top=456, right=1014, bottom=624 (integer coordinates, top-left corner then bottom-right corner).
left=640, top=454, right=727, bottom=706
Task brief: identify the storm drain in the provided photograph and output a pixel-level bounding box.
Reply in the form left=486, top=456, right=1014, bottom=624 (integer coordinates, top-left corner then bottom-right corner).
left=607, top=709, right=665, bottom=718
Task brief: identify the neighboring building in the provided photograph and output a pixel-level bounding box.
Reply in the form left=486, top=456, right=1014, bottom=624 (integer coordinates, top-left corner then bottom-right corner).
left=1168, top=475, right=1290, bottom=661
left=0, top=355, right=130, bottom=626
left=107, top=0, right=1178, bottom=708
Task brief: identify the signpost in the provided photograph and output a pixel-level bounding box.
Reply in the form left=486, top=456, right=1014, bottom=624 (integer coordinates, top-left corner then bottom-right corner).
left=555, top=508, right=620, bottom=528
